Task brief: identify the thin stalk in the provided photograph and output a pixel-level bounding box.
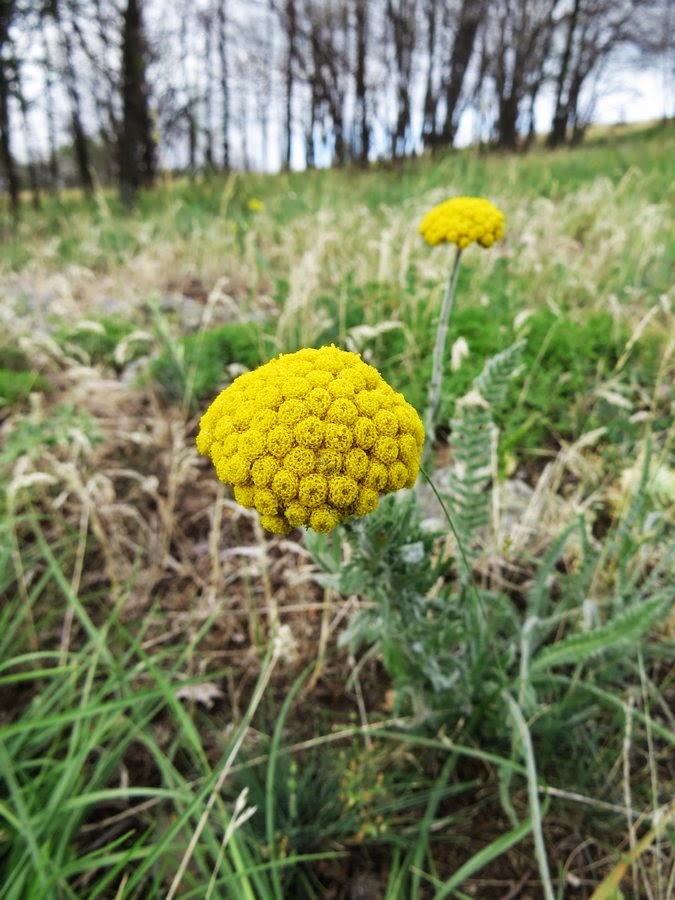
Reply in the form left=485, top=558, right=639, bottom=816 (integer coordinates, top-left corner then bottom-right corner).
left=419, top=464, right=490, bottom=666
left=622, top=695, right=638, bottom=893
left=424, top=247, right=462, bottom=464
left=265, top=666, right=312, bottom=900
left=589, top=801, right=675, bottom=900
left=637, top=649, right=663, bottom=900
left=502, top=691, right=555, bottom=900
left=518, top=616, right=539, bottom=709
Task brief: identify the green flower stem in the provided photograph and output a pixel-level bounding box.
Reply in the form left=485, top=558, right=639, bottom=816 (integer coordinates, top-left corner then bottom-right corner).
left=419, top=464, right=491, bottom=666
left=424, top=247, right=462, bottom=464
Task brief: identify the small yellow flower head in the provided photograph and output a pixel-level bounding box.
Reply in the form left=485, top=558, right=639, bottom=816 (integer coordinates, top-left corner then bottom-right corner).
left=247, top=197, right=265, bottom=212
left=197, top=345, right=424, bottom=534
left=418, top=197, right=505, bottom=249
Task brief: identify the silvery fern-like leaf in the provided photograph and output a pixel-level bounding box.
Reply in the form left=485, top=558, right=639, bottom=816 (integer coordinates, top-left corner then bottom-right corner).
left=472, top=339, right=525, bottom=413
left=530, top=591, right=671, bottom=673
left=445, top=341, right=526, bottom=585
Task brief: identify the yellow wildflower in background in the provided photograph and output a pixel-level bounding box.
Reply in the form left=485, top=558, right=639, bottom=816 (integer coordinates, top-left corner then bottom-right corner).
left=418, top=195, right=504, bottom=459
left=246, top=198, right=265, bottom=212
left=419, top=196, right=505, bottom=249
left=197, top=345, right=424, bottom=534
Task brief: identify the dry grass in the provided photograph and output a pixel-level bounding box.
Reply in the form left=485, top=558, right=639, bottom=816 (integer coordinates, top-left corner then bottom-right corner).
left=1, top=125, right=673, bottom=898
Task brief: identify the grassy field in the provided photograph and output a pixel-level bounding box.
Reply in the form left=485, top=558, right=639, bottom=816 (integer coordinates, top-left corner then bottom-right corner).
left=1, top=121, right=673, bottom=898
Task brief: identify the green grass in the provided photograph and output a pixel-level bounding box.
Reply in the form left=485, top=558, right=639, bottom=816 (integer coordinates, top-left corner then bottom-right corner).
left=0, top=369, right=48, bottom=406
left=149, top=321, right=271, bottom=406
left=1, top=121, right=674, bottom=897
left=0, top=344, right=48, bottom=407
left=54, top=318, right=147, bottom=370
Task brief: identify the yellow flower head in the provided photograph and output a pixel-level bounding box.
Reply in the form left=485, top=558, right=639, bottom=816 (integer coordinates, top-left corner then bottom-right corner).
left=246, top=197, right=265, bottom=212
left=197, top=345, right=424, bottom=534
left=419, top=196, right=505, bottom=249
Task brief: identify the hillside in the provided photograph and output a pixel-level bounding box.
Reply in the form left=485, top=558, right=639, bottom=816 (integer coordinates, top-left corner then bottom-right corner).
left=0, top=123, right=673, bottom=899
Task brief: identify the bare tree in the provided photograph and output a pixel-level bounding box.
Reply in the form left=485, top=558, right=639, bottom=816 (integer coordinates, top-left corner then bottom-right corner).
left=45, top=0, right=94, bottom=194
left=199, top=7, right=215, bottom=169
left=282, top=0, right=298, bottom=168
left=548, top=0, right=645, bottom=146
left=635, top=0, right=675, bottom=121
left=420, top=0, right=440, bottom=143
left=16, top=69, right=41, bottom=209
left=0, top=0, right=21, bottom=216
left=353, top=0, right=369, bottom=164
left=303, top=0, right=352, bottom=166
left=304, top=5, right=323, bottom=167
left=119, top=0, right=156, bottom=205
left=0, top=0, right=669, bottom=186
left=173, top=2, right=199, bottom=174
left=39, top=21, right=60, bottom=189
left=437, top=0, right=488, bottom=148
left=416, top=0, right=489, bottom=151
left=485, top=0, right=559, bottom=149
left=216, top=0, right=230, bottom=170
left=549, top=0, right=581, bottom=145
left=387, top=0, right=417, bottom=158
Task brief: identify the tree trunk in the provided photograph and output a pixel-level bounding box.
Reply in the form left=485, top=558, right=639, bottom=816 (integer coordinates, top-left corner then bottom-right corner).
left=201, top=12, right=214, bottom=169
left=41, top=28, right=60, bottom=190
left=51, top=0, right=94, bottom=193
left=567, top=66, right=585, bottom=145
left=492, top=0, right=556, bottom=151
left=388, top=0, right=416, bottom=159
left=217, top=0, right=229, bottom=171
left=187, top=101, right=197, bottom=174
left=439, top=0, right=485, bottom=146
left=523, top=83, right=539, bottom=150
left=333, top=94, right=346, bottom=167
left=353, top=0, right=369, bottom=165
left=306, top=21, right=321, bottom=169
left=0, top=70, right=19, bottom=217
left=0, top=0, right=20, bottom=216
left=180, top=5, right=196, bottom=175
left=283, top=0, right=297, bottom=170
left=18, top=85, right=41, bottom=210
left=497, top=92, right=520, bottom=150
left=71, top=103, right=94, bottom=194
left=119, top=0, right=156, bottom=206
left=239, top=91, right=250, bottom=171
left=421, top=0, right=437, bottom=142
left=304, top=92, right=316, bottom=170
left=549, top=0, right=581, bottom=147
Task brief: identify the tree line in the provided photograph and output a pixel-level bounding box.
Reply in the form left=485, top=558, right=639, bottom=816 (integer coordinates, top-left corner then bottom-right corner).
left=0, top=0, right=672, bottom=213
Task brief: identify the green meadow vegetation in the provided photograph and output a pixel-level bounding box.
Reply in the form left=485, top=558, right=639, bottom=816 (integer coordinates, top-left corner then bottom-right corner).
left=0, top=122, right=673, bottom=898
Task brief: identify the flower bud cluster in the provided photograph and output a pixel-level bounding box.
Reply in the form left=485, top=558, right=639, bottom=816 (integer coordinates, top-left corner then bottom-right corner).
left=197, top=345, right=424, bottom=534
left=419, top=197, right=505, bottom=249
